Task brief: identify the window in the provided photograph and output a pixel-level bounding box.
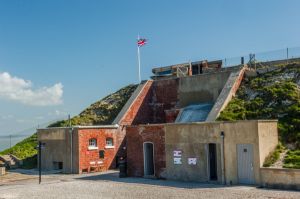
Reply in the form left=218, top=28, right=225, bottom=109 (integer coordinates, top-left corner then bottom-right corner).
left=105, top=138, right=114, bottom=148
left=99, top=150, right=105, bottom=159
left=88, top=138, right=98, bottom=150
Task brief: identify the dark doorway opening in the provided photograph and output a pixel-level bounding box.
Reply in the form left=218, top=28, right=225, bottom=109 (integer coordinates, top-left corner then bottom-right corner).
left=209, top=143, right=217, bottom=181
left=192, top=64, right=199, bottom=75
left=53, top=161, right=63, bottom=170
left=143, top=142, right=154, bottom=176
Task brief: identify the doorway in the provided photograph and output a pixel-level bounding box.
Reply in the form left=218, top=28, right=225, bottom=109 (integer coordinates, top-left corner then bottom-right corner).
left=143, top=142, right=154, bottom=176
left=208, top=143, right=217, bottom=181
left=237, top=144, right=254, bottom=184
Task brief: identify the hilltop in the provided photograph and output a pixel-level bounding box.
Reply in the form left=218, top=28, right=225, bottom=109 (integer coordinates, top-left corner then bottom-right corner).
left=0, top=84, right=138, bottom=168
left=218, top=62, right=300, bottom=168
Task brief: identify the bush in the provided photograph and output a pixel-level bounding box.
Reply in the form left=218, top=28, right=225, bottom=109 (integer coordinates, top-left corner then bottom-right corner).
left=263, top=143, right=285, bottom=167
left=218, top=63, right=300, bottom=149
left=283, top=150, right=300, bottom=169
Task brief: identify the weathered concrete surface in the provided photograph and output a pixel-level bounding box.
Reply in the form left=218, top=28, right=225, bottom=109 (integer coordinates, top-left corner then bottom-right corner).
left=206, top=66, right=246, bottom=121
left=258, top=121, right=278, bottom=167
left=164, top=120, right=278, bottom=185
left=260, top=168, right=300, bottom=190
left=0, top=167, right=5, bottom=176
left=165, top=122, right=222, bottom=183
left=38, top=128, right=79, bottom=174
left=178, top=71, right=231, bottom=107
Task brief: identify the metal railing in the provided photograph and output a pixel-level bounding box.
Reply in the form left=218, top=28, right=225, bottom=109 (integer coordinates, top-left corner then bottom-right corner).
left=222, top=46, right=300, bottom=68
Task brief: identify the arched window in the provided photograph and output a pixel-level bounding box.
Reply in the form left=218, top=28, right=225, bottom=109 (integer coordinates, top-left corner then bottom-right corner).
left=88, top=138, right=97, bottom=148
left=105, top=138, right=114, bottom=147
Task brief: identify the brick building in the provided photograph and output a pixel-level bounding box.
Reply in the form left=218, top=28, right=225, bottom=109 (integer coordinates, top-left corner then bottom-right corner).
left=38, top=80, right=153, bottom=174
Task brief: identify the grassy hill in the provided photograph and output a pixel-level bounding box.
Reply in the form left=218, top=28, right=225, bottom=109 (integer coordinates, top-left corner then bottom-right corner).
left=0, top=84, right=137, bottom=168
left=218, top=62, right=300, bottom=168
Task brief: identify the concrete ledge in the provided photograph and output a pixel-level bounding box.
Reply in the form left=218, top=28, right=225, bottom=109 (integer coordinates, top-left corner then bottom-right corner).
left=260, top=167, right=300, bottom=190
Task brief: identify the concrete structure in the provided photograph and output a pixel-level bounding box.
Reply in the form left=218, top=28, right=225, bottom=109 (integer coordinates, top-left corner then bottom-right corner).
left=126, top=120, right=279, bottom=186
left=38, top=64, right=247, bottom=174
left=38, top=80, right=154, bottom=174
left=260, top=168, right=300, bottom=190
left=38, top=125, right=121, bottom=173
left=126, top=124, right=165, bottom=178
left=0, top=166, right=5, bottom=176
left=37, top=58, right=287, bottom=188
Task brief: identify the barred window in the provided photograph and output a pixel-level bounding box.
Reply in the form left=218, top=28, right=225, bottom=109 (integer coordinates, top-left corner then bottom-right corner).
left=89, top=138, right=97, bottom=147
left=106, top=138, right=113, bottom=146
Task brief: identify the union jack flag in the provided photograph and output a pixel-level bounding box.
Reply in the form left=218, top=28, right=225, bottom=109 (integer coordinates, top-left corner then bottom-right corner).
left=137, top=38, right=147, bottom=47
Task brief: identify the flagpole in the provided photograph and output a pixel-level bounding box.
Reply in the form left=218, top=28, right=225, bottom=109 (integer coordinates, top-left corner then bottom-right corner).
left=137, top=35, right=141, bottom=83
left=137, top=46, right=141, bottom=83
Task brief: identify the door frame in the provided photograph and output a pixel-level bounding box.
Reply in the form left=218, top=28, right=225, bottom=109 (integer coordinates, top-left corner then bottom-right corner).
left=143, top=142, right=155, bottom=177
left=207, top=143, right=218, bottom=181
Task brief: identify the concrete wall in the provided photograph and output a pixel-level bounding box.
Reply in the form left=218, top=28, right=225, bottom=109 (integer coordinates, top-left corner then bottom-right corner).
left=220, top=121, right=260, bottom=185
left=165, top=123, right=222, bottom=182
left=178, top=71, right=231, bottom=107
left=260, top=168, right=300, bottom=190
left=164, top=120, right=278, bottom=185
left=258, top=121, right=278, bottom=167
left=38, top=126, right=123, bottom=174
left=126, top=124, right=166, bottom=178
left=206, top=67, right=245, bottom=121
left=38, top=128, right=79, bottom=174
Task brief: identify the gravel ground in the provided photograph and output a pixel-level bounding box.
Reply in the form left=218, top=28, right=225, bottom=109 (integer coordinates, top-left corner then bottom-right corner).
left=0, top=171, right=299, bottom=199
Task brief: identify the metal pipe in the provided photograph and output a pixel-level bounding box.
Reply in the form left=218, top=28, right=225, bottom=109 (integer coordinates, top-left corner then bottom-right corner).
left=220, top=131, right=226, bottom=185
left=68, top=115, right=73, bottom=174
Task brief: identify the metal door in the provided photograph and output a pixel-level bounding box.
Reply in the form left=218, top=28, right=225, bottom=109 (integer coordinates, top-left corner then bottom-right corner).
left=143, top=142, right=154, bottom=176
left=237, top=144, right=254, bottom=184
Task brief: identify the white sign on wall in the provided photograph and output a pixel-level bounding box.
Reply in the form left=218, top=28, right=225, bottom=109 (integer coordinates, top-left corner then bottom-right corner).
left=188, top=158, right=197, bottom=165
left=174, top=157, right=182, bottom=165
left=173, top=150, right=182, bottom=157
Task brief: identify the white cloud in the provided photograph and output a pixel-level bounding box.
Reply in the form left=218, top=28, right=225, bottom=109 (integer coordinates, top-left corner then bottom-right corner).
left=0, top=72, right=63, bottom=106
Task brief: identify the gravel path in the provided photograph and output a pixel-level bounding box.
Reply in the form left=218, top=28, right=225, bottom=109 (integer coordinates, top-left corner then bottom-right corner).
left=0, top=171, right=299, bottom=199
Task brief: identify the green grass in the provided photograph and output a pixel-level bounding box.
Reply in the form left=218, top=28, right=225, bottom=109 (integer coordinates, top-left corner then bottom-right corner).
left=263, top=143, right=285, bottom=167
left=0, top=84, right=137, bottom=169
left=0, top=134, right=38, bottom=169
left=218, top=63, right=300, bottom=149
left=283, top=150, right=300, bottom=169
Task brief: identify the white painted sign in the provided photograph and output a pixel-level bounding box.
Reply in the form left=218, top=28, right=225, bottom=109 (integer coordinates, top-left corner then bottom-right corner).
left=174, top=157, right=182, bottom=165
left=173, top=150, right=182, bottom=157
left=188, top=158, right=197, bottom=165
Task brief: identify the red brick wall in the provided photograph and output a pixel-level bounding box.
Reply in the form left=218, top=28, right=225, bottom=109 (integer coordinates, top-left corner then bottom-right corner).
left=165, top=109, right=180, bottom=123
left=126, top=125, right=166, bottom=178
left=132, top=78, right=179, bottom=124
left=120, top=80, right=154, bottom=125
left=78, top=128, right=125, bottom=173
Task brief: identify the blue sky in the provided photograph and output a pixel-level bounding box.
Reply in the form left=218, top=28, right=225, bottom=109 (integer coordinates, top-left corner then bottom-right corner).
left=0, top=0, right=300, bottom=136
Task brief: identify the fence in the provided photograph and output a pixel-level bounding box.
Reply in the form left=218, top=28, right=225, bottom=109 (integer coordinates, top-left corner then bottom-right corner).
left=222, top=46, right=300, bottom=68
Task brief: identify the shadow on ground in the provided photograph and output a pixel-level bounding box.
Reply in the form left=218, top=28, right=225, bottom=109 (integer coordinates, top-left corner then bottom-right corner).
left=76, top=171, right=230, bottom=189
left=7, top=169, right=62, bottom=176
